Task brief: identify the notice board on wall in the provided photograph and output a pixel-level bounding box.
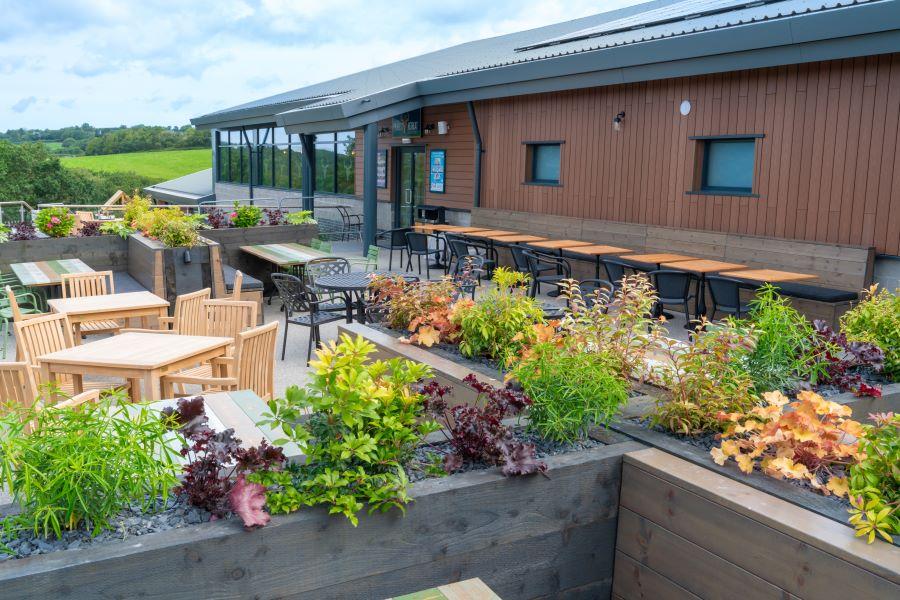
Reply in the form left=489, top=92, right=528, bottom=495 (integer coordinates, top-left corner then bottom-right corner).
left=429, top=149, right=446, bottom=193
left=376, top=149, right=387, bottom=188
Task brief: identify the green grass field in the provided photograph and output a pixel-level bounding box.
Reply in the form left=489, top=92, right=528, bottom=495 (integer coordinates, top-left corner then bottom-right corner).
left=61, top=148, right=211, bottom=182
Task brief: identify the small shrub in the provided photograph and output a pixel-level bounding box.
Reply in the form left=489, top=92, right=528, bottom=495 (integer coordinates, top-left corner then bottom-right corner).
left=512, top=342, right=629, bottom=442
left=711, top=390, right=861, bottom=498
left=262, top=208, right=285, bottom=226
left=205, top=208, right=229, bottom=229
left=453, top=267, right=544, bottom=366
left=841, top=285, right=900, bottom=381
left=34, top=206, right=75, bottom=237
left=286, top=210, right=316, bottom=225
left=100, top=220, right=134, bottom=239
left=258, top=335, right=440, bottom=526
left=848, top=412, right=899, bottom=544
left=122, top=193, right=152, bottom=229
left=422, top=375, right=546, bottom=476
left=230, top=202, right=262, bottom=228
left=8, top=221, right=37, bottom=241
left=0, top=391, right=179, bottom=539
left=0, top=224, right=10, bottom=243
left=162, top=396, right=286, bottom=528
left=141, top=207, right=200, bottom=248
left=650, top=320, right=758, bottom=435
left=369, top=275, right=467, bottom=347
left=809, top=320, right=884, bottom=397
left=78, top=220, right=103, bottom=237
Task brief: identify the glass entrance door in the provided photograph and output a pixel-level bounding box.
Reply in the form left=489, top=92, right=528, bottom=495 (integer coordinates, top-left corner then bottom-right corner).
left=396, top=147, right=426, bottom=228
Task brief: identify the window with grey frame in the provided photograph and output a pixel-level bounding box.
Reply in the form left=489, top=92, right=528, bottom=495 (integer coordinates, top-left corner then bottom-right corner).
left=692, top=136, right=759, bottom=195
left=525, top=142, right=562, bottom=185
left=215, top=128, right=303, bottom=190
left=314, top=131, right=357, bottom=195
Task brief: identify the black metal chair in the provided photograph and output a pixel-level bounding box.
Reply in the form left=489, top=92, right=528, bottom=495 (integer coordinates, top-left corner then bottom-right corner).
left=405, top=232, right=445, bottom=279
left=375, top=227, right=410, bottom=270
left=335, top=207, right=362, bottom=241
left=271, top=273, right=346, bottom=364
left=706, top=275, right=752, bottom=319
left=509, top=244, right=555, bottom=279
left=602, top=258, right=636, bottom=290
left=304, top=257, right=351, bottom=305
left=578, top=278, right=615, bottom=311
left=449, top=255, right=484, bottom=299
left=460, top=238, right=498, bottom=276
left=522, top=250, right=572, bottom=298
left=647, top=269, right=697, bottom=326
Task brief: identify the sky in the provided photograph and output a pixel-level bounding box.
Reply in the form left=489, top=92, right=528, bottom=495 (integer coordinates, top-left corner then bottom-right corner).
left=0, top=0, right=647, bottom=130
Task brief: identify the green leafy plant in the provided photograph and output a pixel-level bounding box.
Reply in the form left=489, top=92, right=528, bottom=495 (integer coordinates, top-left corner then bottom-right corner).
left=139, top=207, right=201, bottom=248
left=230, top=202, right=263, bottom=228
left=650, top=320, right=758, bottom=435
left=511, top=342, right=629, bottom=442
left=841, top=285, right=900, bottom=381
left=257, top=335, right=440, bottom=526
left=122, top=193, right=152, bottom=229
left=285, top=210, right=316, bottom=225
left=848, top=412, right=899, bottom=543
left=0, top=223, right=10, bottom=243
left=34, top=206, right=75, bottom=237
left=0, top=390, right=179, bottom=540
left=100, top=220, right=135, bottom=239
left=740, top=285, right=826, bottom=393
left=452, top=267, right=544, bottom=366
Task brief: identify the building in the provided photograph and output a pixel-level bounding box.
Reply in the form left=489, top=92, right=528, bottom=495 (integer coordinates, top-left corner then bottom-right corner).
left=143, top=168, right=215, bottom=205
left=191, top=0, right=900, bottom=286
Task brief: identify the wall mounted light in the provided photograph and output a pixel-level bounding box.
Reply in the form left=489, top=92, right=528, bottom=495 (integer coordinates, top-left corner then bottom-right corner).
left=612, top=111, right=626, bottom=131
left=378, top=127, right=391, bottom=138
left=437, top=121, right=450, bottom=135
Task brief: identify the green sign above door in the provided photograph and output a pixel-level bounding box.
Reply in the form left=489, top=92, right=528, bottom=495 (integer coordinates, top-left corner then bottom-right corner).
left=392, top=109, right=422, bottom=137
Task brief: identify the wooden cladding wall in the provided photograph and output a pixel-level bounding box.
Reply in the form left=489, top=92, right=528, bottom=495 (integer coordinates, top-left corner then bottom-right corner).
left=476, top=54, right=900, bottom=256
left=353, top=103, right=474, bottom=211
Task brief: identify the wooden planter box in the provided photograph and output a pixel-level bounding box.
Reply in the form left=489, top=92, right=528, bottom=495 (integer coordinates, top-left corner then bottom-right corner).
left=0, top=438, right=644, bottom=599
left=202, top=224, right=318, bottom=285
left=614, top=448, right=900, bottom=599
left=0, top=235, right=128, bottom=273
left=127, top=234, right=212, bottom=306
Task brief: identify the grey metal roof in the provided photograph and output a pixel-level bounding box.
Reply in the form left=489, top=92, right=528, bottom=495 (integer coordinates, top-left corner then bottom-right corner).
left=191, top=0, right=899, bottom=131
left=143, top=169, right=214, bottom=205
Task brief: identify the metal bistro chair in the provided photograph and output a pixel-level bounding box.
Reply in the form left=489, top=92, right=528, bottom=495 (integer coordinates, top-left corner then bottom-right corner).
left=405, top=232, right=446, bottom=279
left=271, top=273, right=346, bottom=364
left=578, top=279, right=615, bottom=312
left=457, top=237, right=498, bottom=276
left=522, top=250, right=572, bottom=298
left=647, top=269, right=697, bottom=327
left=335, top=207, right=362, bottom=241
left=706, top=275, right=752, bottom=319
left=601, top=258, right=640, bottom=291
left=510, top=244, right=556, bottom=279
left=375, top=227, right=410, bottom=271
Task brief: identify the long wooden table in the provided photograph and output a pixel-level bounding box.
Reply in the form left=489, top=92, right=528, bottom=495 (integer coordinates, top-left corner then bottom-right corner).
left=660, top=259, right=748, bottom=318
left=241, top=243, right=330, bottom=267
left=10, top=259, right=94, bottom=287
left=38, top=332, right=232, bottom=402
left=717, top=268, right=818, bottom=284
left=49, top=291, right=170, bottom=343
left=562, top=244, right=632, bottom=279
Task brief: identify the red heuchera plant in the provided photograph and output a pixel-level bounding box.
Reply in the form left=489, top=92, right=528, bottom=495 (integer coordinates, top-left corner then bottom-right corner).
left=162, top=396, right=286, bottom=528
left=810, top=320, right=884, bottom=397
left=421, top=375, right=546, bottom=476
left=263, top=208, right=285, bottom=226
left=205, top=208, right=230, bottom=229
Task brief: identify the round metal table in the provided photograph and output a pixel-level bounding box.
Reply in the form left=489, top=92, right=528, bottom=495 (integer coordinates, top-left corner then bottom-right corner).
left=314, top=271, right=417, bottom=323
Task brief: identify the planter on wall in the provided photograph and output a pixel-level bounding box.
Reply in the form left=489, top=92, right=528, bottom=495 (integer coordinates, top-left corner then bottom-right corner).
left=127, top=234, right=212, bottom=306
left=0, top=438, right=643, bottom=599
left=0, top=235, right=129, bottom=273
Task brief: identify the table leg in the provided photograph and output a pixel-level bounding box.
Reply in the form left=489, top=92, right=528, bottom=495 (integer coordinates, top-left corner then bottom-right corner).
left=695, top=275, right=708, bottom=320
left=344, top=292, right=353, bottom=323
left=355, top=291, right=366, bottom=323
left=140, top=316, right=150, bottom=329
left=72, top=322, right=83, bottom=345
left=595, top=256, right=601, bottom=280
left=71, top=374, right=84, bottom=395
left=128, top=379, right=141, bottom=402
left=143, top=371, right=162, bottom=401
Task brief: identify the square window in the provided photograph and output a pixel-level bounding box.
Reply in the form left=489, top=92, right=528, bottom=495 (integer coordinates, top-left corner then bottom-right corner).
left=701, top=139, right=755, bottom=193
left=527, top=143, right=561, bottom=185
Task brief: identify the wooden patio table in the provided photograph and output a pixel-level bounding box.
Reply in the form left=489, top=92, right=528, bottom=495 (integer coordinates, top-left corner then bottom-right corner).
left=488, top=234, right=547, bottom=244
left=528, top=239, right=594, bottom=252
left=717, top=268, right=817, bottom=284
left=462, top=229, right=516, bottom=238
left=241, top=242, right=330, bottom=268
left=10, top=258, right=94, bottom=287
left=38, top=332, right=231, bottom=402
left=390, top=577, right=501, bottom=600
left=619, top=252, right=698, bottom=268
left=562, top=244, right=632, bottom=279
left=49, top=291, right=170, bottom=343
left=660, top=259, right=748, bottom=318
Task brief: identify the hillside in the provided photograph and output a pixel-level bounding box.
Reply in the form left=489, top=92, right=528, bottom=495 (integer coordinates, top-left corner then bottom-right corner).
left=62, top=148, right=211, bottom=182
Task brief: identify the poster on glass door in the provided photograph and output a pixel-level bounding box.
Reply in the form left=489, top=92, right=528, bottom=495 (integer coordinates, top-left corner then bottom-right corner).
left=429, top=149, right=446, bottom=193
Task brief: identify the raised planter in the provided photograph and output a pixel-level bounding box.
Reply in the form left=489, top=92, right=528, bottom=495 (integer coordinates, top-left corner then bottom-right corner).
left=0, top=235, right=128, bottom=273
left=127, top=234, right=212, bottom=306
left=614, top=448, right=900, bottom=599
left=203, top=224, right=318, bottom=285
left=0, top=438, right=644, bottom=599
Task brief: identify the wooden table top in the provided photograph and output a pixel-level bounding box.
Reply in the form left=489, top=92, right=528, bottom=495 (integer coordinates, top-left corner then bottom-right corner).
left=717, top=268, right=818, bottom=283
left=562, top=244, right=631, bottom=256
left=10, top=259, right=94, bottom=287
left=528, top=239, right=594, bottom=250
left=488, top=234, right=547, bottom=243
left=49, top=291, right=169, bottom=316
left=241, top=243, right=330, bottom=266
left=38, top=332, right=232, bottom=370
left=149, top=390, right=303, bottom=462
left=620, top=252, right=698, bottom=264
left=661, top=259, right=748, bottom=274
left=462, top=229, right=516, bottom=238
left=391, top=578, right=500, bottom=600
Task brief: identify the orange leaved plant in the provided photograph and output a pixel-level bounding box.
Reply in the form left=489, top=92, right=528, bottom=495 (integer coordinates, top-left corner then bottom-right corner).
left=369, top=275, right=468, bottom=347
left=710, top=390, right=863, bottom=497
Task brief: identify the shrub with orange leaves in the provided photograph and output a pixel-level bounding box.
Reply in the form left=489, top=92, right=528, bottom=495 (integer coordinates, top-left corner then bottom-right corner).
left=367, top=275, right=466, bottom=348
left=710, top=390, right=863, bottom=497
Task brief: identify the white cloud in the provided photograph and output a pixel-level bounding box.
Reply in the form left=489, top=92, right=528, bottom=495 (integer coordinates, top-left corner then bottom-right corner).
left=0, top=0, right=648, bottom=129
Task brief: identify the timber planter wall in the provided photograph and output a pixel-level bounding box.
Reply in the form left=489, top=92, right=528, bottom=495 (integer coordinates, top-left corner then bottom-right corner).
left=127, top=234, right=212, bottom=306
left=0, top=235, right=128, bottom=273
left=0, top=439, right=644, bottom=599
left=614, top=448, right=900, bottom=599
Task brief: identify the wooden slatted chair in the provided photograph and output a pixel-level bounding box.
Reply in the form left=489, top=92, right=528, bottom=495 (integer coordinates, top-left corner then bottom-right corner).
left=59, top=270, right=121, bottom=337
left=0, top=361, right=101, bottom=411
left=4, top=285, right=42, bottom=360
left=231, top=271, right=243, bottom=301
left=122, top=287, right=210, bottom=335
left=161, top=321, right=278, bottom=400
left=14, top=313, right=128, bottom=396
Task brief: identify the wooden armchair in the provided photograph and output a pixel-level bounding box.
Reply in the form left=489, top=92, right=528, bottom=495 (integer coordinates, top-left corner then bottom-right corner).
left=161, top=321, right=278, bottom=400
left=121, top=287, right=210, bottom=335
left=0, top=361, right=101, bottom=411
left=59, top=271, right=121, bottom=337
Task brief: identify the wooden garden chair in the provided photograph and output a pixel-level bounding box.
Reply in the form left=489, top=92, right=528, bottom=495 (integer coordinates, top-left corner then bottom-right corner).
left=122, top=287, right=210, bottom=335
left=161, top=321, right=278, bottom=400
left=0, top=362, right=101, bottom=411
left=14, top=313, right=129, bottom=397
left=231, top=271, right=243, bottom=301
left=4, top=285, right=43, bottom=360
left=59, top=270, right=121, bottom=337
